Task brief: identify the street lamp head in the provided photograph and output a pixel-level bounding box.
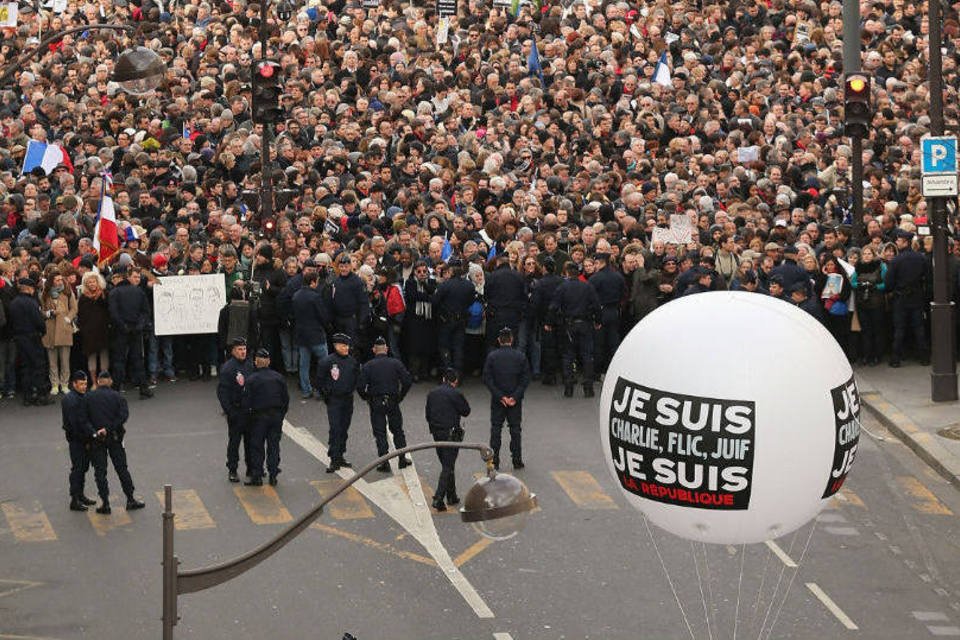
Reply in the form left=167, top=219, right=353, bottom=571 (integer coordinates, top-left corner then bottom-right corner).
left=459, top=472, right=537, bottom=540
left=113, top=46, right=165, bottom=96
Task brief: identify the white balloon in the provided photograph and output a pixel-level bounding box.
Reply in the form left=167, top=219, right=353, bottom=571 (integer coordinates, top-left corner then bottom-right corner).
left=599, top=291, right=860, bottom=545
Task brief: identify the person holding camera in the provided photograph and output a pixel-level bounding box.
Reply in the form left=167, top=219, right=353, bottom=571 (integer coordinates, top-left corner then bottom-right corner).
left=85, top=370, right=146, bottom=515
left=425, top=369, right=471, bottom=511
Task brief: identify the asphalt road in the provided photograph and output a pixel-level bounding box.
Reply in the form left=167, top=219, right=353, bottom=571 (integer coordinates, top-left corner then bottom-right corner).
left=0, top=376, right=958, bottom=640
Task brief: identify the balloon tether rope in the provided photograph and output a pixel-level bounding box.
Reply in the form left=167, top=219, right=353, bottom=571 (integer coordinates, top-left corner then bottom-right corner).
left=691, top=541, right=715, bottom=640
left=761, top=519, right=819, bottom=640
left=733, top=542, right=747, bottom=640
left=643, top=515, right=696, bottom=640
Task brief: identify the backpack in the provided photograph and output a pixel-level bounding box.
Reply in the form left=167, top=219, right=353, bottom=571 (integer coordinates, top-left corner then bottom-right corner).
left=466, top=299, right=484, bottom=330
left=385, top=284, right=406, bottom=320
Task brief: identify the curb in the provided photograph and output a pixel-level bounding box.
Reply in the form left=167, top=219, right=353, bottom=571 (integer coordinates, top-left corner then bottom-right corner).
left=860, top=391, right=960, bottom=492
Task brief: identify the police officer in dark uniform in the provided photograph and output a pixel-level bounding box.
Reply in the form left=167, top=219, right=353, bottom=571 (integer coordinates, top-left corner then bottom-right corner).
left=62, top=371, right=97, bottom=511
left=482, top=328, right=530, bottom=469
left=789, top=281, right=826, bottom=325
left=358, top=336, right=413, bottom=472
left=885, top=229, right=929, bottom=367
left=324, top=254, right=370, bottom=342
left=86, top=371, right=146, bottom=514
left=531, top=257, right=563, bottom=385
left=547, top=262, right=601, bottom=398
left=240, top=348, right=289, bottom=486
left=217, top=337, right=254, bottom=482
left=771, top=245, right=809, bottom=294
left=432, top=259, right=477, bottom=373
left=107, top=267, right=153, bottom=398
left=7, top=277, right=52, bottom=406
left=317, top=333, right=360, bottom=472
left=589, top=252, right=626, bottom=374
left=425, top=369, right=471, bottom=511
left=484, top=256, right=528, bottom=349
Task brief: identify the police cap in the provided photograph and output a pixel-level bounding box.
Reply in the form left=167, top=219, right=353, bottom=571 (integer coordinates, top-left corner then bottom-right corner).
left=895, top=229, right=914, bottom=241
left=70, top=370, right=88, bottom=382
left=788, top=282, right=808, bottom=295
left=498, top=327, right=514, bottom=341
left=231, top=337, right=247, bottom=347
left=332, top=333, right=353, bottom=345
left=97, top=370, right=113, bottom=379
left=373, top=336, right=387, bottom=347
left=17, top=277, right=37, bottom=288
left=255, top=348, right=271, bottom=359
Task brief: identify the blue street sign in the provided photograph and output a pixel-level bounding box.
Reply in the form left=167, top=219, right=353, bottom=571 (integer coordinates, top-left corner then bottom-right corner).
left=921, top=136, right=958, bottom=175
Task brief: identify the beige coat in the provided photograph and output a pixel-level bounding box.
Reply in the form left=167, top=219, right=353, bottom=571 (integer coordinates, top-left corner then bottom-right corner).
left=41, top=292, right=78, bottom=348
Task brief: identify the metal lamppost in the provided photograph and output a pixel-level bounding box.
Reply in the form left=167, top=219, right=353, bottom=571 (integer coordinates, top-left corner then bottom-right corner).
left=161, top=442, right=538, bottom=639
left=0, top=25, right=163, bottom=89
left=842, top=0, right=865, bottom=243
left=927, top=0, right=959, bottom=401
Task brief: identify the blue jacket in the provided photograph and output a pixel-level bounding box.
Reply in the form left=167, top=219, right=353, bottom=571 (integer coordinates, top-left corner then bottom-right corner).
left=62, top=389, right=95, bottom=442
left=483, top=345, right=530, bottom=401
left=218, top=357, right=253, bottom=415
left=86, top=387, right=130, bottom=434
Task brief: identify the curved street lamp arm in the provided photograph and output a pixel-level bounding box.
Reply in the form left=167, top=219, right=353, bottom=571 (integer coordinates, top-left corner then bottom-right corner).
left=0, top=24, right=136, bottom=88
left=176, top=441, right=494, bottom=595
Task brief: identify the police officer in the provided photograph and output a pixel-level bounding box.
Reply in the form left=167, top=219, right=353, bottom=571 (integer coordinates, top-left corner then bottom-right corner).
left=324, top=253, right=369, bottom=343
left=885, top=229, right=930, bottom=367
left=771, top=245, right=808, bottom=294
left=240, top=348, right=289, bottom=486
left=547, top=262, right=601, bottom=398
left=358, top=336, right=413, bottom=472
left=425, top=369, right=471, bottom=511
left=789, top=281, right=826, bottom=325
left=107, top=267, right=153, bottom=398
left=531, top=256, right=563, bottom=385
left=433, top=259, right=477, bottom=373
left=484, top=255, right=528, bottom=349
left=62, top=371, right=97, bottom=511
left=317, top=333, right=360, bottom=472
left=217, top=337, right=254, bottom=482
left=482, top=328, right=530, bottom=469
left=7, top=277, right=52, bottom=406
left=589, top=252, right=625, bottom=374
left=86, top=371, right=146, bottom=514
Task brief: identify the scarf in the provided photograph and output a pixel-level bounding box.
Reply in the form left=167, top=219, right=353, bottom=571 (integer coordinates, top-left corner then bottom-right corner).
left=415, top=279, right=432, bottom=319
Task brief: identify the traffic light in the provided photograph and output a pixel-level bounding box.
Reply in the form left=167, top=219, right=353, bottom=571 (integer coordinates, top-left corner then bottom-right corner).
left=844, top=73, right=871, bottom=138
left=252, top=60, right=283, bottom=125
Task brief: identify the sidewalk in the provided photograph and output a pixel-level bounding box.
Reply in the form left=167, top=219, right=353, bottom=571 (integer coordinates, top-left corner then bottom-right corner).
left=856, top=363, right=960, bottom=490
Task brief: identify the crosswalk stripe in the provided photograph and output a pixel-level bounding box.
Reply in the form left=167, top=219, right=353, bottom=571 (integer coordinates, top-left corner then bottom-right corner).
left=1, top=501, right=57, bottom=542
left=233, top=486, right=293, bottom=524
left=396, top=472, right=457, bottom=515
left=310, top=480, right=375, bottom=520
left=155, top=489, right=215, bottom=530
left=85, top=499, right=132, bottom=537
left=896, top=476, right=954, bottom=515
left=551, top=471, right=619, bottom=509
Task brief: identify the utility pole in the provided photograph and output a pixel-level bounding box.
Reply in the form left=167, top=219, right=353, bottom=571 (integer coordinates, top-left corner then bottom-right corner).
left=842, top=0, right=864, bottom=244
left=258, top=0, right=274, bottom=227
left=927, top=0, right=959, bottom=401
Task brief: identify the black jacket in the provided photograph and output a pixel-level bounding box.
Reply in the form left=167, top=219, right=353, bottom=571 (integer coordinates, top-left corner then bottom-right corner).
left=241, top=366, right=290, bottom=414
left=483, top=346, right=531, bottom=400
left=317, top=352, right=360, bottom=397
left=549, top=278, right=600, bottom=324
left=433, top=276, right=476, bottom=321
left=62, top=389, right=95, bottom=442
left=108, top=281, right=150, bottom=331
left=425, top=383, right=471, bottom=430
left=86, top=387, right=130, bottom=434
left=358, top=353, right=413, bottom=400
left=7, top=292, right=45, bottom=337
left=218, top=357, right=254, bottom=415
left=292, top=285, right=329, bottom=347
left=485, top=265, right=527, bottom=315
left=589, top=267, right=626, bottom=307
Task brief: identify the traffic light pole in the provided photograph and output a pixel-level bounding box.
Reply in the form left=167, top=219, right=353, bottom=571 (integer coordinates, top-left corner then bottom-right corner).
left=928, top=0, right=958, bottom=401
left=258, top=0, right=274, bottom=226
left=842, top=0, right=864, bottom=245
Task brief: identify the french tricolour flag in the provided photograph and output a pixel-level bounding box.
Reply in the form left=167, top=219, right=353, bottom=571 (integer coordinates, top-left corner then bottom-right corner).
left=653, top=51, right=672, bottom=88
left=21, top=140, right=74, bottom=176
left=92, top=175, right=119, bottom=264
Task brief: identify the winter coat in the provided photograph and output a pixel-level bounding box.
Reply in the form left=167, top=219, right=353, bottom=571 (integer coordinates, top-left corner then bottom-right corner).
left=78, top=292, right=111, bottom=356
left=41, top=291, right=77, bottom=348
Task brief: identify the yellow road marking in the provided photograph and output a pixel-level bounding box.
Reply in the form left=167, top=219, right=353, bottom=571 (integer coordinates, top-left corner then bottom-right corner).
left=310, top=480, right=375, bottom=520
left=233, top=486, right=292, bottom=524
left=454, top=537, right=494, bottom=567
left=1, top=502, right=57, bottom=542
left=551, top=471, right=619, bottom=509
left=311, top=523, right=435, bottom=566
left=154, top=490, right=215, bottom=530
left=85, top=499, right=132, bottom=536
left=896, top=476, right=954, bottom=515
left=831, top=488, right=866, bottom=509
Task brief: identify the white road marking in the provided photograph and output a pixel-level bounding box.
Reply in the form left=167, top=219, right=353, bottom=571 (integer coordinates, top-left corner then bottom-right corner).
left=493, top=634, right=515, bottom=640
left=764, top=540, right=797, bottom=568
left=283, top=419, right=495, bottom=619
left=913, top=612, right=950, bottom=622
left=805, top=583, right=859, bottom=630
left=927, top=627, right=960, bottom=637
left=824, top=526, right=861, bottom=536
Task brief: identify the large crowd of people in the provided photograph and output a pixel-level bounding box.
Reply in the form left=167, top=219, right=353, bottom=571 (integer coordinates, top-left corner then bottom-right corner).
left=0, top=0, right=956, bottom=407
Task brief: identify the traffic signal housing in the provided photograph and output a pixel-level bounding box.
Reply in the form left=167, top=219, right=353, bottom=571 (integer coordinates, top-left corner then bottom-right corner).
left=844, top=73, right=871, bottom=138
left=252, top=60, right=283, bottom=125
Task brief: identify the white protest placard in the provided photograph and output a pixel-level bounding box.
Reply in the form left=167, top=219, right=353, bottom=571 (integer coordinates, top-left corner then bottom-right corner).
left=651, top=226, right=674, bottom=245
left=669, top=214, right=693, bottom=244
left=153, top=274, right=226, bottom=336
